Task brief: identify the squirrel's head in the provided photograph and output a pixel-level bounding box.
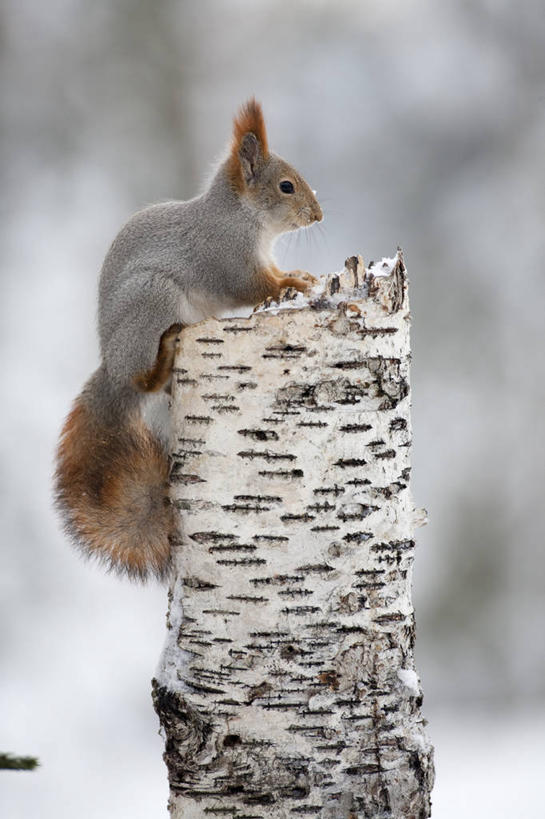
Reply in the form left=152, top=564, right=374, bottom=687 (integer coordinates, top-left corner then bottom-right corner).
left=227, top=99, right=323, bottom=235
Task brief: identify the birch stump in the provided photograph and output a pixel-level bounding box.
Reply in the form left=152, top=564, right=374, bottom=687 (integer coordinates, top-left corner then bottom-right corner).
left=153, top=252, right=434, bottom=818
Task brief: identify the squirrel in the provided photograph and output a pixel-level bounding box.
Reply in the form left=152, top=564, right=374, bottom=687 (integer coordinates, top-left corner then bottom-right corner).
left=54, top=98, right=323, bottom=582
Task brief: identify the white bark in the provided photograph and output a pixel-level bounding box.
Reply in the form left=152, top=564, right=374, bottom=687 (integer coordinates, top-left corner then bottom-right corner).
left=153, top=252, right=434, bottom=818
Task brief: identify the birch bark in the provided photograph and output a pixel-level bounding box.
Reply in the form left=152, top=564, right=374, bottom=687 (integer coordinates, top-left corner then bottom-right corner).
left=153, top=252, right=434, bottom=818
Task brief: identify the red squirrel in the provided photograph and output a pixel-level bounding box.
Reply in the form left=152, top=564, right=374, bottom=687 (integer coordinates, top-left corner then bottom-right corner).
left=55, top=99, right=322, bottom=581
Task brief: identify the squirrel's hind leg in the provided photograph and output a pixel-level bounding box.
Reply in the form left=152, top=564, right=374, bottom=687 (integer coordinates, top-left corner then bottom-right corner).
left=134, top=323, right=183, bottom=393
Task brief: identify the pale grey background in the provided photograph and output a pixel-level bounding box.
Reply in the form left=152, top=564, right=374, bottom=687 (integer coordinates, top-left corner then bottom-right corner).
left=2, top=1, right=544, bottom=816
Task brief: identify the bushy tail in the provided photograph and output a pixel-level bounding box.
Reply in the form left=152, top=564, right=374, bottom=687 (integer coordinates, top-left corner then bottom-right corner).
left=54, top=376, right=175, bottom=582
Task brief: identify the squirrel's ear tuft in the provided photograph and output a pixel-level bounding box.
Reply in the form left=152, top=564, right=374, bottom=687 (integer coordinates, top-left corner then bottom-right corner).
left=232, top=98, right=269, bottom=157
left=228, top=98, right=269, bottom=191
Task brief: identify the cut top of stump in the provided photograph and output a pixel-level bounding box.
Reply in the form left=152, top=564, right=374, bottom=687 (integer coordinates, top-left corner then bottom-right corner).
left=255, top=250, right=408, bottom=319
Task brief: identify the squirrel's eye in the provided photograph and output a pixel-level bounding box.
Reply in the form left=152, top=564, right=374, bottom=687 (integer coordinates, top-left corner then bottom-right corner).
left=279, top=180, right=294, bottom=194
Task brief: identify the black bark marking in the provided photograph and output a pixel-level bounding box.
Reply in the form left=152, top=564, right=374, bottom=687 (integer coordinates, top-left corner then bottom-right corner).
left=281, top=606, right=322, bottom=615
left=238, top=450, right=296, bottom=462
left=331, top=360, right=368, bottom=370
left=184, top=414, right=212, bottom=424
left=235, top=495, right=282, bottom=503
left=314, top=485, right=345, bottom=496
left=295, top=563, right=335, bottom=574
left=374, top=612, right=406, bottom=624
left=170, top=470, right=206, bottom=485
left=216, top=558, right=267, bottom=567
left=310, top=525, right=340, bottom=532
left=358, top=326, right=398, bottom=337
left=202, top=393, right=237, bottom=402
left=297, top=421, right=328, bottom=428
left=212, top=404, right=240, bottom=414
left=222, top=502, right=276, bottom=513
left=183, top=577, right=218, bottom=591
left=374, top=449, right=397, bottom=460
left=334, top=458, right=367, bottom=468
left=258, top=469, right=304, bottom=479
left=306, top=502, right=336, bottom=513
left=176, top=377, right=198, bottom=386
left=280, top=513, right=315, bottom=523
left=262, top=344, right=307, bottom=360
left=177, top=437, right=206, bottom=446
left=190, top=532, right=239, bottom=544
left=250, top=575, right=305, bottom=586
left=371, top=539, right=415, bottom=553
left=238, top=428, right=279, bottom=441
left=343, top=531, right=373, bottom=543
left=218, top=365, right=252, bottom=372
left=209, top=544, right=257, bottom=554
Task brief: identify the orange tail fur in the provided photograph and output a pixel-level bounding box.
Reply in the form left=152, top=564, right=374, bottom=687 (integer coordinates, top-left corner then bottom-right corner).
left=54, top=392, right=174, bottom=581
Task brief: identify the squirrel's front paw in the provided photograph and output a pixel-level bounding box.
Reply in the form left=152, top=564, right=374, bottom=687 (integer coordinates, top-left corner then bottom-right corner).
left=279, top=275, right=314, bottom=295
left=288, top=270, right=318, bottom=285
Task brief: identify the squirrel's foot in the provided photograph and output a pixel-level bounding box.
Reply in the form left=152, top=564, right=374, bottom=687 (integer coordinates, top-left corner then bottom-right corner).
left=134, top=323, right=183, bottom=393
left=163, top=322, right=183, bottom=344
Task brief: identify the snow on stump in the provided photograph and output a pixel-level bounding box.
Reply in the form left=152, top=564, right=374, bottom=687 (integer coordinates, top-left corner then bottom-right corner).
left=153, top=252, right=434, bottom=818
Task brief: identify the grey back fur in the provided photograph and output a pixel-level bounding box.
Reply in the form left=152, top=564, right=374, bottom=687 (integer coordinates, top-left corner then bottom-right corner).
left=99, top=162, right=267, bottom=385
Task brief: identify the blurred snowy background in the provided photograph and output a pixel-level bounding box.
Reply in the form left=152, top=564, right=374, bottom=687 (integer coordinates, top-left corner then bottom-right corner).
left=2, top=0, right=544, bottom=816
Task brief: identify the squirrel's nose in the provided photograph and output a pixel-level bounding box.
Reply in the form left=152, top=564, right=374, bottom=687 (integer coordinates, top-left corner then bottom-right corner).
left=313, top=204, right=323, bottom=223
